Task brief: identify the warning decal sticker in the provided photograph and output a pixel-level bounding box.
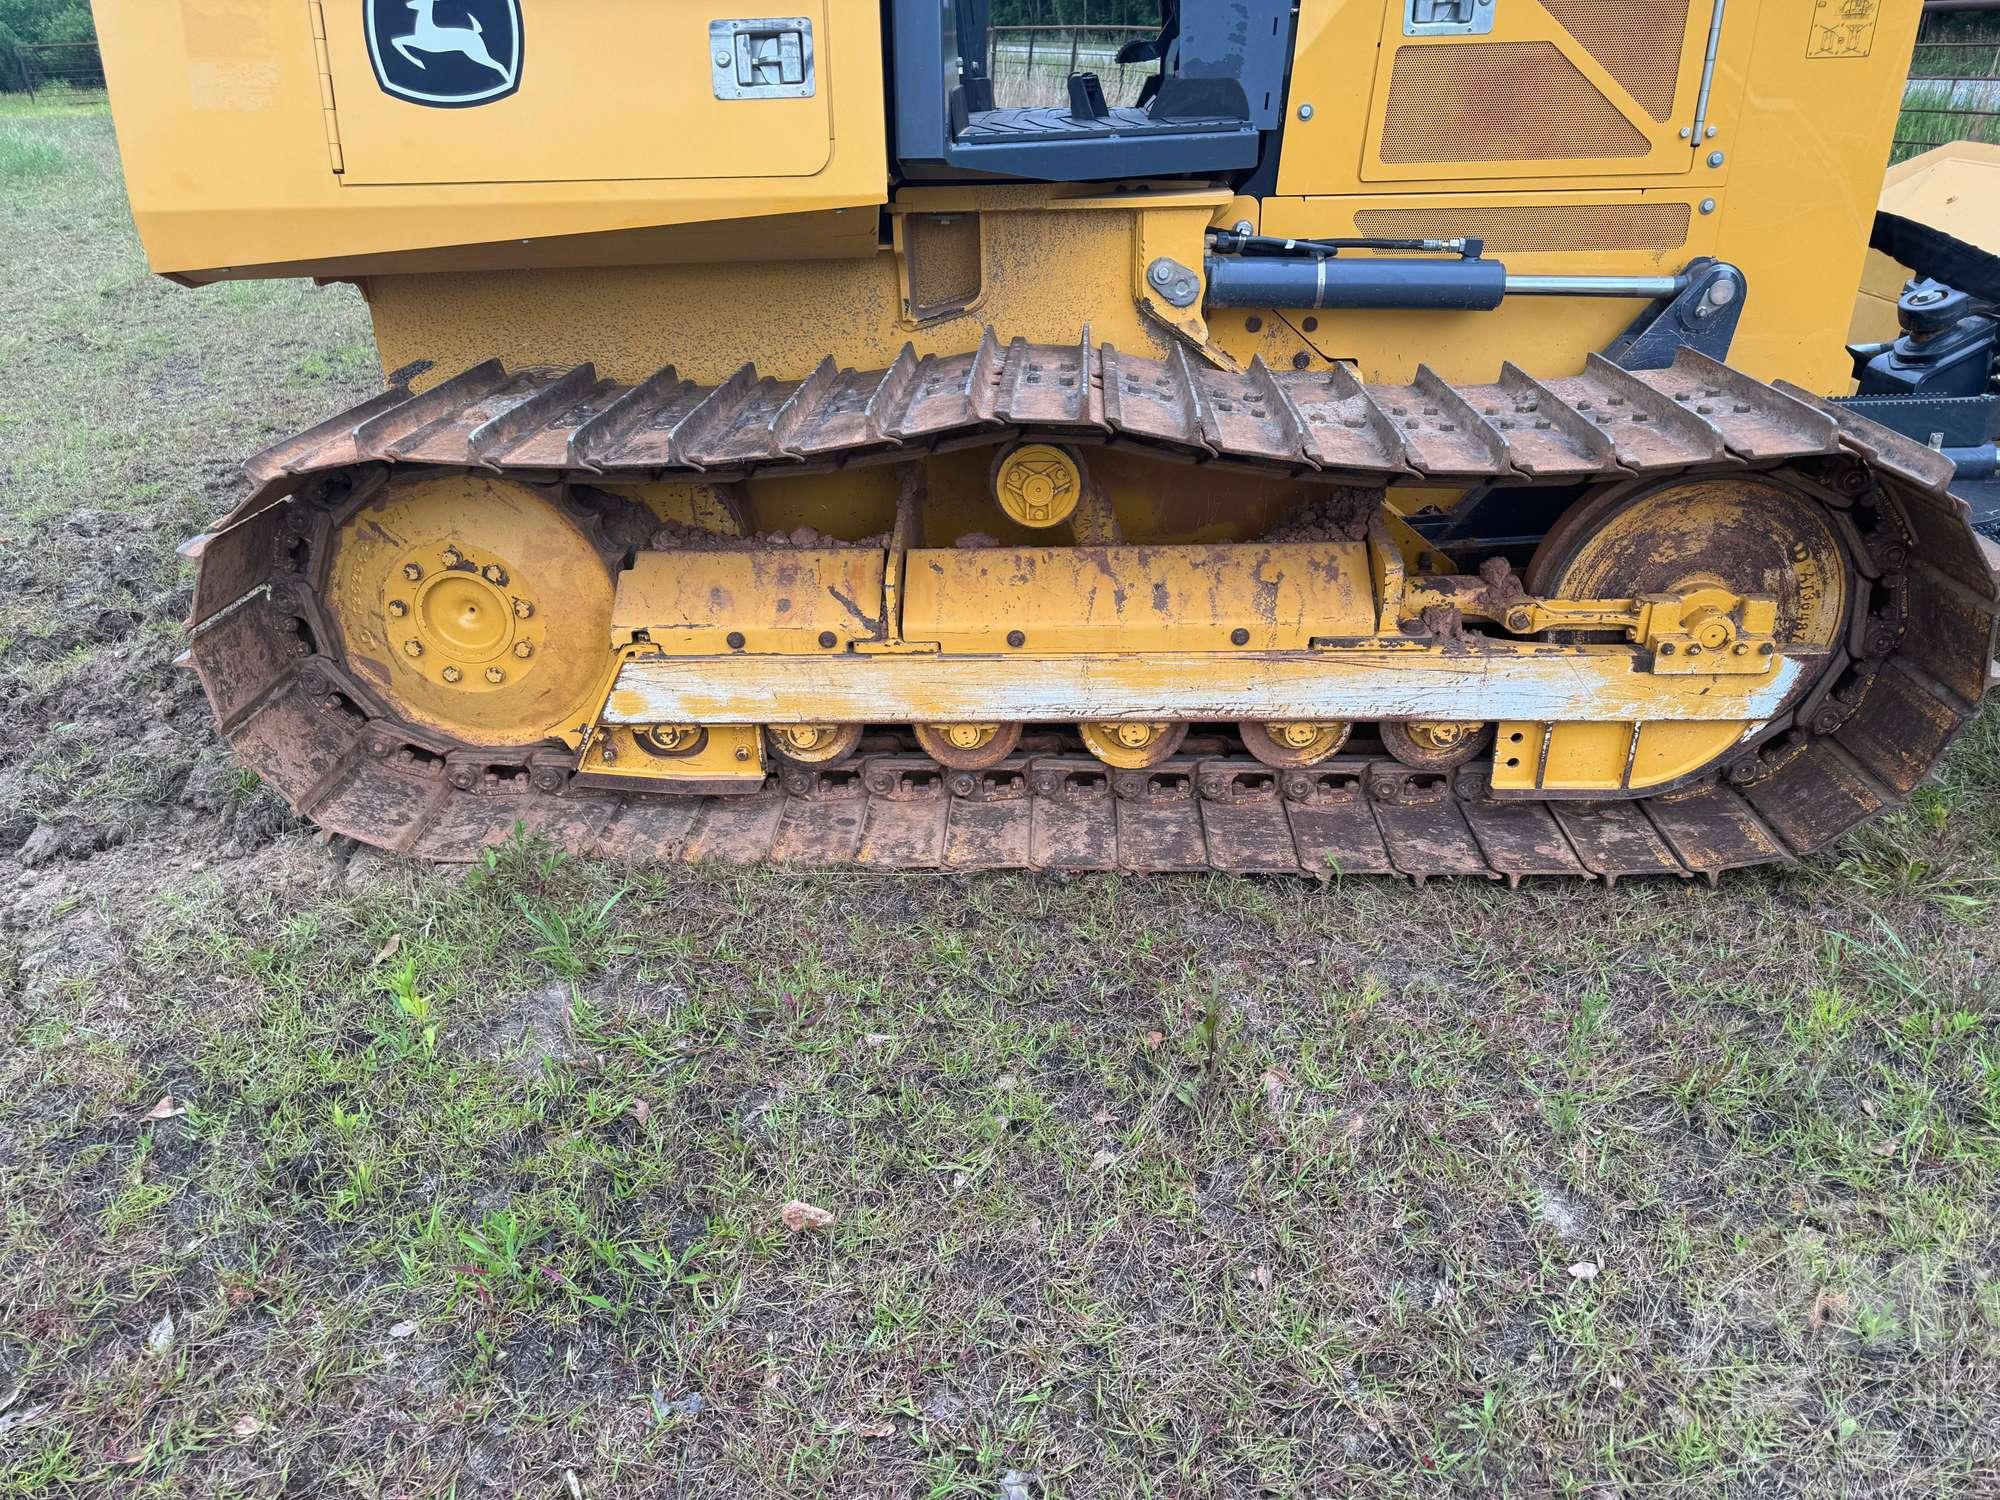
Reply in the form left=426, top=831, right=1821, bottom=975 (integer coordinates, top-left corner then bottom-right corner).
left=1806, top=0, right=1880, bottom=59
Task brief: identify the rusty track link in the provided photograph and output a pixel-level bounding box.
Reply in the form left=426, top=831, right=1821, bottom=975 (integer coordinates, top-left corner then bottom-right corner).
left=184, top=335, right=2000, bottom=881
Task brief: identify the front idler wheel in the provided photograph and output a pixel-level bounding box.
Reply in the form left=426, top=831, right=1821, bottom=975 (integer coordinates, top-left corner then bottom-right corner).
left=324, top=473, right=615, bottom=749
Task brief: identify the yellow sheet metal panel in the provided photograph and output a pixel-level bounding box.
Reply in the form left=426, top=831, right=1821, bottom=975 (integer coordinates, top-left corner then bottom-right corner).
left=1709, top=0, right=1925, bottom=392
left=574, top=723, right=767, bottom=784
left=612, top=548, right=888, bottom=653
left=1354, top=0, right=1719, bottom=185
left=1538, top=720, right=1634, bottom=791
left=1492, top=719, right=1759, bottom=791
left=321, top=2, right=831, bottom=186
left=900, top=543, right=1376, bottom=654
left=1492, top=722, right=1540, bottom=789
left=1270, top=0, right=1920, bottom=395
left=1280, top=0, right=1737, bottom=198
left=364, top=196, right=1223, bottom=383
left=93, top=0, right=887, bottom=279
left=1628, top=720, right=1752, bottom=789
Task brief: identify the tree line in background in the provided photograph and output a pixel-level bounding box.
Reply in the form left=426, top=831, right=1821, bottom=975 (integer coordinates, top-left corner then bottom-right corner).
left=2, top=0, right=95, bottom=89
left=987, top=0, right=1158, bottom=26
left=0, top=1, right=1163, bottom=89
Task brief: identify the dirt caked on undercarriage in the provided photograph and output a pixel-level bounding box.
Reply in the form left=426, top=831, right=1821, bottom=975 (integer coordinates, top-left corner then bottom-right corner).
left=183, top=334, right=2000, bottom=882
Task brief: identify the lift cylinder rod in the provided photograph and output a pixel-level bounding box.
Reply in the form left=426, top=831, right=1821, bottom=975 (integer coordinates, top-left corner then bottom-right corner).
left=1203, top=255, right=1687, bottom=310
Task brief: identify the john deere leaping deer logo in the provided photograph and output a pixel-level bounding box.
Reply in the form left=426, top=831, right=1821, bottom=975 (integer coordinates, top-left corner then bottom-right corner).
left=365, top=0, right=522, bottom=107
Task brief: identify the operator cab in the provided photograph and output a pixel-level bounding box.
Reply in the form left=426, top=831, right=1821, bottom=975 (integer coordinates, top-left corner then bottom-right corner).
left=891, top=0, right=1293, bottom=180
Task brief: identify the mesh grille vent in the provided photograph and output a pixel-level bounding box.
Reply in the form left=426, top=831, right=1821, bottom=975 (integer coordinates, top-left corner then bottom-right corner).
left=1381, top=42, right=1650, bottom=163
left=1541, top=0, right=1692, bottom=123
left=1353, top=202, right=1692, bottom=253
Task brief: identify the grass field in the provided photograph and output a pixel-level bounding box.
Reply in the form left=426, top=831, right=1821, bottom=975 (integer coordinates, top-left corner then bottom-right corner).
left=6, top=97, right=2000, bottom=1497
left=1897, top=17, right=2000, bottom=163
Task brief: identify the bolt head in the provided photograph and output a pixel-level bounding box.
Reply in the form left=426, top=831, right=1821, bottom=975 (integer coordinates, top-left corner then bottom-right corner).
left=402, top=563, right=423, bottom=582
left=734, top=746, right=751, bottom=762
left=1707, top=150, right=1725, bottom=167
left=1232, top=219, right=1254, bottom=235
left=441, top=546, right=463, bottom=567
left=441, top=665, right=462, bottom=683
left=1151, top=262, right=1171, bottom=284
left=485, top=666, right=505, bottom=684
left=513, top=598, right=534, bottom=619
left=402, top=638, right=423, bottom=657
left=513, top=640, right=533, bottom=658
left=1296, top=103, right=1314, bottom=120
left=388, top=600, right=408, bottom=618
left=1699, top=197, right=1716, bottom=215
left=482, top=563, right=507, bottom=585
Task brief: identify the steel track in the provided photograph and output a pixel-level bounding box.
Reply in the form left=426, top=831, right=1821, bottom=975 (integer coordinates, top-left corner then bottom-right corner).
left=182, top=335, right=2000, bottom=881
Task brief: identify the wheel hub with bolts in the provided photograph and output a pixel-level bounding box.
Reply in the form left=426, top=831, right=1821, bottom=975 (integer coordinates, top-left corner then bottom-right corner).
left=325, top=473, right=615, bottom=748
left=385, top=541, right=543, bottom=695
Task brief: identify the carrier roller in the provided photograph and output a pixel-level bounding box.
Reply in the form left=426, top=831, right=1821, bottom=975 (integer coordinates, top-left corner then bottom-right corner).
left=181, top=334, right=2000, bottom=881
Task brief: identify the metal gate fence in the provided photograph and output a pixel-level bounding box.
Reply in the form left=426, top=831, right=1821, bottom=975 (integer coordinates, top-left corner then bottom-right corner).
left=1896, top=15, right=2000, bottom=161
left=985, top=24, right=1153, bottom=108
left=8, top=41, right=105, bottom=96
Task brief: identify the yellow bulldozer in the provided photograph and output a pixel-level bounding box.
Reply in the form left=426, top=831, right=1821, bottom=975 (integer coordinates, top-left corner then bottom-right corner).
left=92, top=0, right=2000, bottom=879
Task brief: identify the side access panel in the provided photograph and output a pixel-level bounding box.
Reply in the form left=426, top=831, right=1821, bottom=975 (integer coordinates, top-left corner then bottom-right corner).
left=93, top=0, right=887, bottom=280
left=323, top=1, right=832, bottom=185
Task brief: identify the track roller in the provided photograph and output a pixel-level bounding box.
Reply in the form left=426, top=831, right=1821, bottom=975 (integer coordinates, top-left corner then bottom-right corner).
left=1381, top=720, right=1493, bottom=771
left=914, top=722, right=1024, bottom=770
left=1240, top=720, right=1353, bottom=768
left=767, top=724, right=863, bottom=765
left=1079, top=721, right=1189, bottom=770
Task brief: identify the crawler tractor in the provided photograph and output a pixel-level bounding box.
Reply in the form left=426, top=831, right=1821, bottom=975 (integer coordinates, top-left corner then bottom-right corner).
left=95, top=0, right=2000, bottom=878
